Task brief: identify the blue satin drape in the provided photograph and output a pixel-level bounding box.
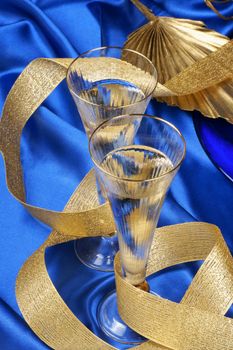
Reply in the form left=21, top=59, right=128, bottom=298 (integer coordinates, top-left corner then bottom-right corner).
left=0, top=1, right=233, bottom=349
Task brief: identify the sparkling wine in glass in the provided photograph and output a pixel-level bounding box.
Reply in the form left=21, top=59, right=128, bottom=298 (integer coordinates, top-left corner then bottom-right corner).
left=66, top=47, right=157, bottom=271
left=89, top=114, right=186, bottom=344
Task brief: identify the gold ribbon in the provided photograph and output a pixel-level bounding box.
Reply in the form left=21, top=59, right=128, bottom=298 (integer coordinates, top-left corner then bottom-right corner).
left=163, top=40, right=233, bottom=95
left=0, top=42, right=233, bottom=349
left=0, top=58, right=115, bottom=238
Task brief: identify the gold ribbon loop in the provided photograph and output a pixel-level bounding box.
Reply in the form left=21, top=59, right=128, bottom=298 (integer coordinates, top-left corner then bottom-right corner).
left=116, top=223, right=233, bottom=349
left=16, top=172, right=116, bottom=350
left=0, top=42, right=232, bottom=349
left=0, top=58, right=115, bottom=237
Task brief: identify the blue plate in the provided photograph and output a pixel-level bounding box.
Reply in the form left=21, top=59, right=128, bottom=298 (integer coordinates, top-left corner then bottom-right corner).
left=193, top=112, right=233, bottom=182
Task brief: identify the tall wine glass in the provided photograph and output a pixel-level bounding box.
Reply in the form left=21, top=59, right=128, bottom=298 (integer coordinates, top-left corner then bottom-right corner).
left=66, top=47, right=157, bottom=271
left=89, top=114, right=186, bottom=344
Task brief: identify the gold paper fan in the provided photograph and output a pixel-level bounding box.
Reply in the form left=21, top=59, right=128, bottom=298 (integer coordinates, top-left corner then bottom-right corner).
left=126, top=0, right=229, bottom=84
left=161, top=78, right=233, bottom=124
left=124, top=0, right=233, bottom=122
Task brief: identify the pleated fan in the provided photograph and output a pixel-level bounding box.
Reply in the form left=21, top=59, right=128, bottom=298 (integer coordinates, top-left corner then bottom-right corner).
left=124, top=0, right=233, bottom=123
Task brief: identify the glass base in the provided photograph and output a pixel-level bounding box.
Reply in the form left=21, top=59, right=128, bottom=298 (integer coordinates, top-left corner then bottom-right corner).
left=97, top=290, right=146, bottom=344
left=74, top=235, right=119, bottom=272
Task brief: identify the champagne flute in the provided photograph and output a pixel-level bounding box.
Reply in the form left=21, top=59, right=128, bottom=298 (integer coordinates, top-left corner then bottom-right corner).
left=89, top=114, right=186, bottom=344
left=66, top=47, right=157, bottom=271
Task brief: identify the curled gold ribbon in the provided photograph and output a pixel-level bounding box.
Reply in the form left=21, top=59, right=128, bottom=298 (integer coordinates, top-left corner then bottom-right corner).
left=0, top=58, right=115, bottom=238
left=0, top=42, right=233, bottom=349
left=116, top=223, right=233, bottom=349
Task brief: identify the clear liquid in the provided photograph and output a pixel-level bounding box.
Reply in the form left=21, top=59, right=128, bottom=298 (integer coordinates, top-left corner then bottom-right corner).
left=102, top=145, right=173, bottom=181
left=74, top=79, right=146, bottom=137
left=79, top=79, right=145, bottom=107
left=100, top=146, right=173, bottom=285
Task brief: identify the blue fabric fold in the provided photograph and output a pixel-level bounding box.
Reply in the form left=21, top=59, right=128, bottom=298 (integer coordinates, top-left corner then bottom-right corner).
left=0, top=0, right=232, bottom=349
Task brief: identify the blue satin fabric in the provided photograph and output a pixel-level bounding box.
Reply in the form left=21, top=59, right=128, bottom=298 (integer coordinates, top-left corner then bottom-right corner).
left=0, top=1, right=233, bottom=349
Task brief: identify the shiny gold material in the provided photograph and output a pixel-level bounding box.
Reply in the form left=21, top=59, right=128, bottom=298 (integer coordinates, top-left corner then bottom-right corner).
left=115, top=223, right=233, bottom=350
left=16, top=171, right=117, bottom=350
left=127, top=0, right=229, bottom=84
left=161, top=41, right=233, bottom=124
left=0, top=58, right=115, bottom=238
left=205, top=0, right=233, bottom=20
left=0, top=41, right=233, bottom=349
left=68, top=57, right=156, bottom=92
left=125, top=0, right=233, bottom=122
